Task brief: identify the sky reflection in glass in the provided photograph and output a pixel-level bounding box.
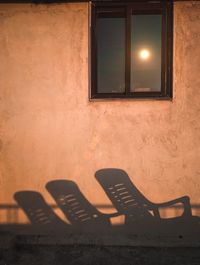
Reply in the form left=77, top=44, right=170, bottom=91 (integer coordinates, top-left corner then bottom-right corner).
left=97, top=14, right=162, bottom=94
left=97, top=17, right=125, bottom=93
left=131, top=15, right=162, bottom=92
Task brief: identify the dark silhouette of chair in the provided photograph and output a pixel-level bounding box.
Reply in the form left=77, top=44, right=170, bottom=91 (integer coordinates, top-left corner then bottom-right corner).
left=95, top=169, right=193, bottom=226
left=46, top=180, right=120, bottom=229
left=14, top=191, right=67, bottom=226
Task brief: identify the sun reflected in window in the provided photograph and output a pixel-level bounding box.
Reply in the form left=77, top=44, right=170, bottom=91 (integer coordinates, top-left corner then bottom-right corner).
left=139, top=49, right=151, bottom=61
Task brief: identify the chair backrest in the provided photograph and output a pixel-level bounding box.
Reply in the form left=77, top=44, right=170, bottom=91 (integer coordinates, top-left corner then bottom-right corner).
left=95, top=169, right=154, bottom=221
left=14, top=191, right=64, bottom=225
left=46, top=180, right=110, bottom=227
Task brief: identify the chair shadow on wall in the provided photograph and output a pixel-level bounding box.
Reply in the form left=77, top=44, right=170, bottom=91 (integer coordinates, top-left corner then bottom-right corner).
left=46, top=180, right=121, bottom=233
left=13, top=180, right=120, bottom=235
left=95, top=168, right=200, bottom=236
left=12, top=169, right=200, bottom=237
left=14, top=191, right=70, bottom=234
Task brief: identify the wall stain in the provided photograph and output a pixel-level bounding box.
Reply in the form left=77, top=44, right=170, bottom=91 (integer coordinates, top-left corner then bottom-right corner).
left=0, top=139, right=3, bottom=152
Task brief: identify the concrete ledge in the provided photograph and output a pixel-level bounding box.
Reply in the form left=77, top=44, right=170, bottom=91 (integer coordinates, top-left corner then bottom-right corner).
left=13, top=233, right=200, bottom=248
left=1, top=224, right=200, bottom=247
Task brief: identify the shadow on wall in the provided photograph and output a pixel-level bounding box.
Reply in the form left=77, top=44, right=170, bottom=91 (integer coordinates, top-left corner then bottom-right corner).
left=1, top=169, right=200, bottom=239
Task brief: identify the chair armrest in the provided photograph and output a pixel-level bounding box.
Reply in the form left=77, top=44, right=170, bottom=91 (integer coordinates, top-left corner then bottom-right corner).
left=155, top=195, right=192, bottom=217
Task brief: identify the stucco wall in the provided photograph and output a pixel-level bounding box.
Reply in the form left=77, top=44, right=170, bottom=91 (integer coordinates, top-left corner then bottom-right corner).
left=0, top=2, right=200, bottom=233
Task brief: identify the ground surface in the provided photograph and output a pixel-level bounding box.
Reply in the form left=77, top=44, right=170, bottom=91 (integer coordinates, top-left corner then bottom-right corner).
left=1, top=245, right=200, bottom=265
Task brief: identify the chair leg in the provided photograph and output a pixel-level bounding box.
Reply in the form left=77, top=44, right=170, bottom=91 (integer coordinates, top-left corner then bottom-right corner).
left=182, top=196, right=192, bottom=217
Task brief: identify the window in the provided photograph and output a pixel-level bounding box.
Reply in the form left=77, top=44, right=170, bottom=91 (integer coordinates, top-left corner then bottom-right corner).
left=90, top=1, right=173, bottom=99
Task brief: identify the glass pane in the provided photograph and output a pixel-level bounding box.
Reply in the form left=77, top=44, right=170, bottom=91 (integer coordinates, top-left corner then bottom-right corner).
left=131, top=15, right=162, bottom=92
left=97, top=16, right=125, bottom=93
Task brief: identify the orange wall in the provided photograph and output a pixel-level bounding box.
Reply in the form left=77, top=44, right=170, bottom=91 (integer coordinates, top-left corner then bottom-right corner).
left=0, top=2, right=200, bottom=224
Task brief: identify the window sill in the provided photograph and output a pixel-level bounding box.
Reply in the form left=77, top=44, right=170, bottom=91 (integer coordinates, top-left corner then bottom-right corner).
left=89, top=96, right=173, bottom=102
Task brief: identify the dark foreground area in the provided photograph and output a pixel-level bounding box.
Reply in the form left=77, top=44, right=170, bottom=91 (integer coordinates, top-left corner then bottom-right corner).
left=1, top=244, right=200, bottom=265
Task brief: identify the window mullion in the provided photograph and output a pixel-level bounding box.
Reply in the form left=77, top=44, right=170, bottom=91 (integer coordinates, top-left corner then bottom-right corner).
left=125, top=5, right=131, bottom=96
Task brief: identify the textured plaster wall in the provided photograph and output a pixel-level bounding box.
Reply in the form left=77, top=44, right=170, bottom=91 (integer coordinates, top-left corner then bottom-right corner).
left=0, top=2, right=200, bottom=224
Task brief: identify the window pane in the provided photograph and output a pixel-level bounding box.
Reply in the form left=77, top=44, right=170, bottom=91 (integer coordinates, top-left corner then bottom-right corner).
left=131, top=15, right=162, bottom=92
left=97, top=16, right=125, bottom=93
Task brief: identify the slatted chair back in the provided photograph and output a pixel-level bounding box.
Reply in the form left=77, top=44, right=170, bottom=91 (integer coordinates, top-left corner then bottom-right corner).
left=95, top=169, right=154, bottom=222
left=46, top=180, right=110, bottom=227
left=14, top=191, right=65, bottom=225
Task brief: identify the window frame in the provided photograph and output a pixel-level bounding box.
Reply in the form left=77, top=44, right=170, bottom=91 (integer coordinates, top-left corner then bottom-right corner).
left=90, top=1, right=173, bottom=100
